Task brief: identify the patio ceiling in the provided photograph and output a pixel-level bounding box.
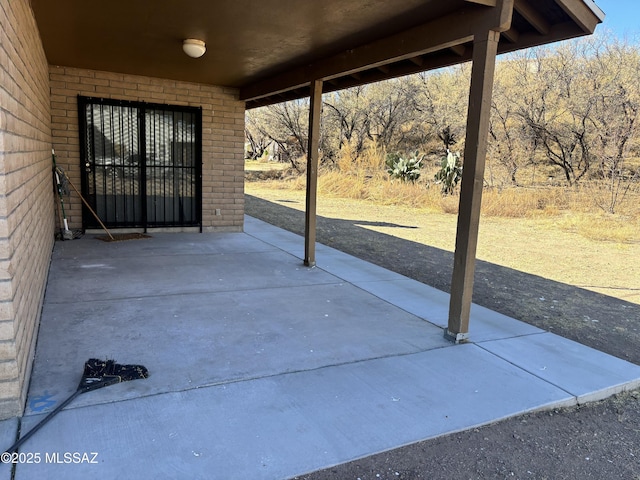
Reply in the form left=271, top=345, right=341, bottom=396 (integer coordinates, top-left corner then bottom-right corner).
left=31, top=0, right=603, bottom=109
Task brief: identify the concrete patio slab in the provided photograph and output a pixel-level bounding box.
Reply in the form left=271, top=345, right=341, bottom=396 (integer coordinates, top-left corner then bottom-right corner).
left=312, top=244, right=410, bottom=283
left=46, top=248, right=338, bottom=303
left=3, top=215, right=639, bottom=479
left=52, top=231, right=275, bottom=259
left=13, top=346, right=574, bottom=480
left=244, top=216, right=306, bottom=256
left=351, top=277, right=545, bottom=342
left=0, top=418, right=17, bottom=480
left=27, top=281, right=447, bottom=413
left=479, top=333, right=640, bottom=402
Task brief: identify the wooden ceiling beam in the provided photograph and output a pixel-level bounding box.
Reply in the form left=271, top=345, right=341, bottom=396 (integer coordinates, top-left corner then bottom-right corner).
left=323, top=50, right=474, bottom=94
left=240, top=1, right=514, bottom=102
left=514, top=0, right=550, bottom=34
left=247, top=18, right=596, bottom=109
left=464, top=0, right=497, bottom=5
left=495, top=20, right=585, bottom=57
left=554, top=0, right=604, bottom=34
left=502, top=27, right=520, bottom=42
left=450, top=44, right=467, bottom=56
left=245, top=45, right=477, bottom=109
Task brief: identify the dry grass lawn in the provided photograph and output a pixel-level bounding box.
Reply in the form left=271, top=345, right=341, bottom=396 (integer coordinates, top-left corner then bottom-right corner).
left=245, top=178, right=640, bottom=305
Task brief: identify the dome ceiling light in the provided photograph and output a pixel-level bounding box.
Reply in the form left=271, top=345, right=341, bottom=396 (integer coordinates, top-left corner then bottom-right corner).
left=183, top=39, right=206, bottom=58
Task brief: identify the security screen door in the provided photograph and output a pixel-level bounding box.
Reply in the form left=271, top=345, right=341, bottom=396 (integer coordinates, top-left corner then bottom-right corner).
left=79, top=96, right=202, bottom=229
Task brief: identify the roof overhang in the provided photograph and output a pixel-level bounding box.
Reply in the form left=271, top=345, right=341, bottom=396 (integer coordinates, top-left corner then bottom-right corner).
left=30, top=0, right=604, bottom=109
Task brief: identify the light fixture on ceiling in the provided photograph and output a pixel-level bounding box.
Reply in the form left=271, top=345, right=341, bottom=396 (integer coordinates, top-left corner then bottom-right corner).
left=183, top=39, right=206, bottom=58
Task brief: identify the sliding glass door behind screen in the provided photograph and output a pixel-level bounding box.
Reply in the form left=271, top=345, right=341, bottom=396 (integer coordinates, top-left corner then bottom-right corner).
left=79, top=97, right=202, bottom=229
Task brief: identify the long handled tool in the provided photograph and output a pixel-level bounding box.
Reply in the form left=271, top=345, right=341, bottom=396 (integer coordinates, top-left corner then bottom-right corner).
left=52, top=150, right=73, bottom=240
left=53, top=163, right=115, bottom=241
left=3, top=359, right=148, bottom=456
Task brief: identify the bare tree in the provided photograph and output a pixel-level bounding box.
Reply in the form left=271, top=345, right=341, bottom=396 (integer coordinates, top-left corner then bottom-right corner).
left=487, top=70, right=530, bottom=186
left=245, top=109, right=272, bottom=159
left=511, top=44, right=596, bottom=185
left=245, top=100, right=310, bottom=170
left=322, top=86, right=372, bottom=161
left=367, top=77, right=421, bottom=152
left=415, top=66, right=469, bottom=154
left=585, top=37, right=640, bottom=212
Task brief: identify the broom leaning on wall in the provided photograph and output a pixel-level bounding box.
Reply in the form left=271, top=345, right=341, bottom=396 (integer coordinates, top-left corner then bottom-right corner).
left=52, top=150, right=151, bottom=242
left=52, top=149, right=74, bottom=240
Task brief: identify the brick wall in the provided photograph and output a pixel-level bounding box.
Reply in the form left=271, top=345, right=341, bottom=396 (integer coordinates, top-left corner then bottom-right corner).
left=0, top=0, right=55, bottom=418
left=49, top=66, right=246, bottom=232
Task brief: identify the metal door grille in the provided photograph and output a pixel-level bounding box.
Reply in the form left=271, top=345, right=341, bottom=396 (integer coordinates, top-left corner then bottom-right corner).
left=79, top=97, right=202, bottom=229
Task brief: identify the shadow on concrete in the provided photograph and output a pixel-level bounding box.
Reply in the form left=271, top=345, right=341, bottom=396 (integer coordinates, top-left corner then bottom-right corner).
left=246, top=194, right=640, bottom=365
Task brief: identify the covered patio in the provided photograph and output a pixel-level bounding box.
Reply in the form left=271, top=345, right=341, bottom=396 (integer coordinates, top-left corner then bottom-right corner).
left=1, top=0, right=608, bottom=420
left=1, top=218, right=638, bottom=479
left=29, top=0, right=607, bottom=343
left=1, top=0, right=628, bottom=474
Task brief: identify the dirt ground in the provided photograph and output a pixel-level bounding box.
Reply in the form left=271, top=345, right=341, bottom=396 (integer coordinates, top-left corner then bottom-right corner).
left=245, top=183, right=640, bottom=480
